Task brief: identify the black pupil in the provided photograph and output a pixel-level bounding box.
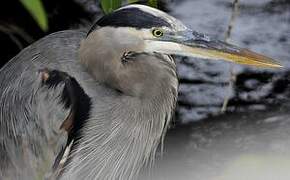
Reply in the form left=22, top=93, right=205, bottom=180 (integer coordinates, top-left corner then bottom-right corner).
left=155, top=30, right=162, bottom=36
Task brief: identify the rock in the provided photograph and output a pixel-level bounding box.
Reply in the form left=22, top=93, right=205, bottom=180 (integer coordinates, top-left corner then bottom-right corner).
left=172, top=0, right=290, bottom=123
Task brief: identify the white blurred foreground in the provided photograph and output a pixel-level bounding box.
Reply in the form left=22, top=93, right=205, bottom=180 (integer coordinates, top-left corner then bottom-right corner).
left=142, top=105, right=290, bottom=180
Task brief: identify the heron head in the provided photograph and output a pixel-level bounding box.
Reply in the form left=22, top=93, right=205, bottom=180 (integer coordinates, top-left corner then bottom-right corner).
left=80, top=4, right=281, bottom=97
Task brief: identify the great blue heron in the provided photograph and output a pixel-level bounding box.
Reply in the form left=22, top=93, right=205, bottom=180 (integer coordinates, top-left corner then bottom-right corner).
left=0, top=4, right=281, bottom=180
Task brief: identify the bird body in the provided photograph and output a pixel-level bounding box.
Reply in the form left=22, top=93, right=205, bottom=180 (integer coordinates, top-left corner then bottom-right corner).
left=0, top=29, right=177, bottom=179
left=0, top=4, right=281, bottom=180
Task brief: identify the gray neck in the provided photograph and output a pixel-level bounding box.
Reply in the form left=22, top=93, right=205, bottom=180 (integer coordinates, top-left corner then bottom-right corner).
left=61, top=90, right=176, bottom=180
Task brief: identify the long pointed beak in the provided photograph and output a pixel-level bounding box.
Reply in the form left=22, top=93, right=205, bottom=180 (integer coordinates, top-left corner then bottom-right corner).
left=146, top=30, right=282, bottom=68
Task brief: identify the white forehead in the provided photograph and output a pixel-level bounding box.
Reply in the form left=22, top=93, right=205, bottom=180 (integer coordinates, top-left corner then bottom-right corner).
left=119, top=4, right=187, bottom=31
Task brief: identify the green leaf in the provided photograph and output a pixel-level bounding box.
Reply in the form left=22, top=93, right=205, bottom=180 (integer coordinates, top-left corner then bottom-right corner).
left=101, top=0, right=122, bottom=14
left=127, top=0, right=139, bottom=3
left=20, top=0, right=48, bottom=31
left=147, top=0, right=158, bottom=8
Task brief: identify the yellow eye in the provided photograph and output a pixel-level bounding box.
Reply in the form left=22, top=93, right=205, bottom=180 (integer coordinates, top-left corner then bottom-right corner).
left=152, top=29, right=164, bottom=37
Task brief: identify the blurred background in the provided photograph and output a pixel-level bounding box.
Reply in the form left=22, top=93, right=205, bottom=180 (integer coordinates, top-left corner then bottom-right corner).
left=1, top=0, right=290, bottom=179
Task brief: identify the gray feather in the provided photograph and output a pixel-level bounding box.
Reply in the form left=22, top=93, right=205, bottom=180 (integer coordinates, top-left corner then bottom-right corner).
left=0, top=30, right=89, bottom=179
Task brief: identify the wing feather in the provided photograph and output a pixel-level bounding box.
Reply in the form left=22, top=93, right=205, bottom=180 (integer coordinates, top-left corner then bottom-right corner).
left=0, top=30, right=95, bottom=180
